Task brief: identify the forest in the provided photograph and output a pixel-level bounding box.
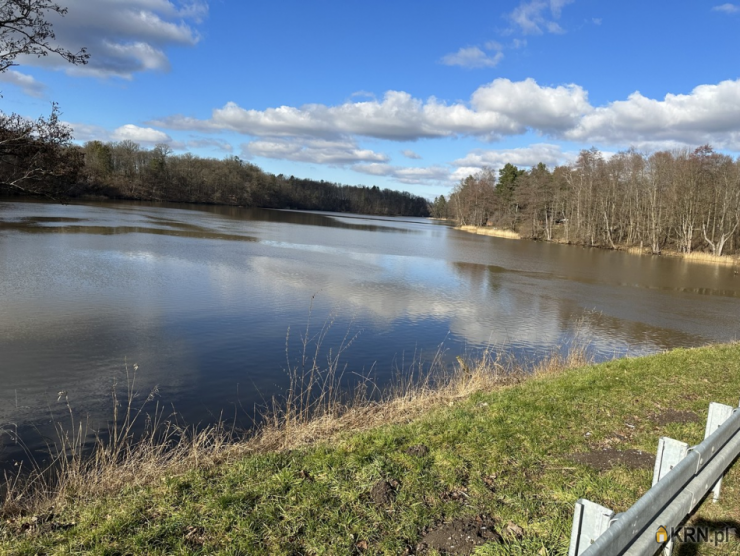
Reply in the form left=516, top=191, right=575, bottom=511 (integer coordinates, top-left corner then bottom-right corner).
left=0, top=112, right=430, bottom=217
left=434, top=146, right=740, bottom=257
left=0, top=2, right=432, bottom=217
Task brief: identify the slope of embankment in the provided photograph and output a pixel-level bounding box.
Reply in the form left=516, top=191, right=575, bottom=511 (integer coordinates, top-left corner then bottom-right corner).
left=3, top=344, right=740, bottom=554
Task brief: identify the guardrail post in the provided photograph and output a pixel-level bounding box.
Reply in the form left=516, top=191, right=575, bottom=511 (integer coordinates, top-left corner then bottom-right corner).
left=704, top=402, right=734, bottom=502
left=653, top=437, right=689, bottom=487
left=568, top=499, right=614, bottom=556
left=652, top=437, right=688, bottom=555
left=572, top=401, right=740, bottom=555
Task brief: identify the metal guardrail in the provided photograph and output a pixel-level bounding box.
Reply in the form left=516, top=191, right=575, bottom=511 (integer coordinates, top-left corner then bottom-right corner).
left=569, top=401, right=740, bottom=556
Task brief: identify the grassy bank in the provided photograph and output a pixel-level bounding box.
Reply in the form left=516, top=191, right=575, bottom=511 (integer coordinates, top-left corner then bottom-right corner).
left=3, top=344, right=740, bottom=554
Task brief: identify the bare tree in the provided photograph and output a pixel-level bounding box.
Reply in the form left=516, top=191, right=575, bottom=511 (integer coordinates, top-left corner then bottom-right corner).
left=644, top=151, right=672, bottom=254
left=0, top=1, right=88, bottom=198
left=0, top=0, right=88, bottom=73
left=0, top=104, right=82, bottom=197
left=700, top=151, right=740, bottom=256
left=450, top=146, right=740, bottom=257
left=450, top=168, right=497, bottom=227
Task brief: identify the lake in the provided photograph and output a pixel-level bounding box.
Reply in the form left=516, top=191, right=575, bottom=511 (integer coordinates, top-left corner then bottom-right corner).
left=1, top=200, right=739, bottom=465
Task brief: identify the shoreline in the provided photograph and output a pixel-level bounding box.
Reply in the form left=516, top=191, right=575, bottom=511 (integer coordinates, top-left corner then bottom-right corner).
left=0, top=194, right=429, bottom=220
left=457, top=224, right=521, bottom=239
left=3, top=343, right=739, bottom=554
left=0, top=346, right=588, bottom=516
left=455, top=224, right=740, bottom=267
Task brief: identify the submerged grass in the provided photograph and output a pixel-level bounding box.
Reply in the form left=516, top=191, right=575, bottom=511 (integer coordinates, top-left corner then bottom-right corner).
left=3, top=343, right=740, bottom=554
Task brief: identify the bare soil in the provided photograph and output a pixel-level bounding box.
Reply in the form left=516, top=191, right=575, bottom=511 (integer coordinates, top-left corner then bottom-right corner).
left=416, top=515, right=501, bottom=555
left=650, top=409, right=700, bottom=426
left=370, top=480, right=395, bottom=505
left=405, top=444, right=430, bottom=457
left=571, top=448, right=654, bottom=471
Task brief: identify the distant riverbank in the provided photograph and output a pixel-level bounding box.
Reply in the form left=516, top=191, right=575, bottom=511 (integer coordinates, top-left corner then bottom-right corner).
left=455, top=224, right=740, bottom=267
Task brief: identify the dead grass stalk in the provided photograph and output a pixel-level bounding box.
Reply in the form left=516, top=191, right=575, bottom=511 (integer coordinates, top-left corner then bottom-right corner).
left=1, top=335, right=591, bottom=519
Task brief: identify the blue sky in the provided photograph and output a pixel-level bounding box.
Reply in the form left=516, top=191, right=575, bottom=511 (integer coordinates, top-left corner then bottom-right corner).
left=2, top=0, right=740, bottom=199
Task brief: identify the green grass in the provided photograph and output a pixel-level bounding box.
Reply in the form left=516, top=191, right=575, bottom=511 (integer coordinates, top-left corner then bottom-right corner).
left=3, top=344, right=740, bottom=555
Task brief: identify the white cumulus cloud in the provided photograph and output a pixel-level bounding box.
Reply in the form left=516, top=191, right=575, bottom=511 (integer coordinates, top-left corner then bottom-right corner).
left=148, top=75, right=740, bottom=178
left=243, top=137, right=389, bottom=165
left=153, top=78, right=592, bottom=141
left=18, top=0, right=208, bottom=79
left=67, top=121, right=225, bottom=152
left=112, top=124, right=172, bottom=144
left=469, top=78, right=590, bottom=133
left=451, top=143, right=569, bottom=181
left=564, top=79, right=740, bottom=150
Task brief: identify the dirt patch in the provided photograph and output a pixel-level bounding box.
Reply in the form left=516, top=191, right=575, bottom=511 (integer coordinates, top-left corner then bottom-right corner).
left=417, top=515, right=501, bottom=555
left=482, top=474, right=497, bottom=491
left=651, top=409, right=700, bottom=426
left=504, top=521, right=524, bottom=540
left=406, top=444, right=430, bottom=457
left=370, top=480, right=396, bottom=505
left=441, top=487, right=469, bottom=502
left=571, top=448, right=653, bottom=471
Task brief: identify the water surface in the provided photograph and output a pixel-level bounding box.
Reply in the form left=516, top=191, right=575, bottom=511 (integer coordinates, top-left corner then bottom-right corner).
left=1, top=200, right=739, bottom=463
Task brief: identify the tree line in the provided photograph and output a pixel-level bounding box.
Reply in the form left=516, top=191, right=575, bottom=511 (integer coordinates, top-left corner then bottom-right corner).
left=0, top=121, right=430, bottom=216
left=78, top=139, right=430, bottom=216
left=434, top=146, right=740, bottom=256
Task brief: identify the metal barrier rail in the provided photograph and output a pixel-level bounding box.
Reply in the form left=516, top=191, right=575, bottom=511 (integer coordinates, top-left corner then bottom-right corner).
left=569, top=401, right=740, bottom=556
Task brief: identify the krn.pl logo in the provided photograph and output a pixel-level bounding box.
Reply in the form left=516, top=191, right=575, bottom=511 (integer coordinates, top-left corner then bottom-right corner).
left=656, top=525, right=669, bottom=544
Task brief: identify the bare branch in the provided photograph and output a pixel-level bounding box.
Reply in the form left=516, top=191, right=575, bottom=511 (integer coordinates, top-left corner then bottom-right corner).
left=0, top=0, right=88, bottom=73
left=0, top=104, right=83, bottom=200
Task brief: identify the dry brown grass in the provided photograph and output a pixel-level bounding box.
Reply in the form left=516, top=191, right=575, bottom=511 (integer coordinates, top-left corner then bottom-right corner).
left=0, top=339, right=591, bottom=520
left=661, top=250, right=740, bottom=266
left=457, top=225, right=521, bottom=239
left=458, top=225, right=740, bottom=267
left=624, top=246, right=740, bottom=267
